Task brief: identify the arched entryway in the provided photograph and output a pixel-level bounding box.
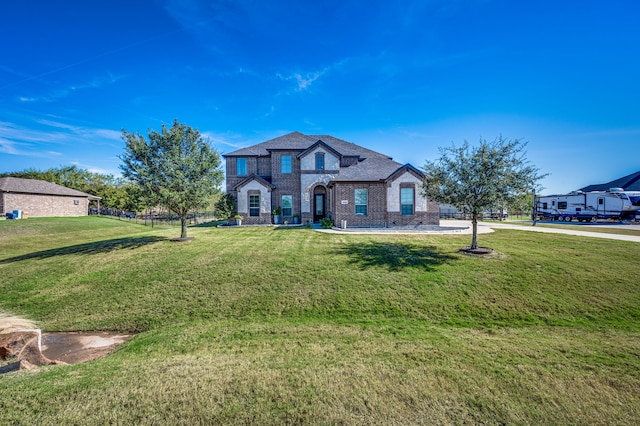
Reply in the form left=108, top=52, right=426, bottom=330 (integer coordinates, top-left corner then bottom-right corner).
left=313, top=185, right=327, bottom=223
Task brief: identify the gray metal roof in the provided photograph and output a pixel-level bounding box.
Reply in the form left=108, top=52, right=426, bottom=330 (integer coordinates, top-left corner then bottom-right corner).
left=579, top=171, right=640, bottom=192
left=0, top=177, right=100, bottom=199
left=224, top=131, right=420, bottom=182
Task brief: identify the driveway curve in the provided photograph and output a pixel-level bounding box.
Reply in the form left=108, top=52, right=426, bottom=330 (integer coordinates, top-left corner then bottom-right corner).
left=317, top=220, right=640, bottom=243
left=476, top=221, right=640, bottom=243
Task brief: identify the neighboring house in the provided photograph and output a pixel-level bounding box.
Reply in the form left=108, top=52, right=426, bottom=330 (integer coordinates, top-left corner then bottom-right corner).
left=0, top=177, right=100, bottom=218
left=223, top=132, right=439, bottom=227
left=579, top=170, right=640, bottom=192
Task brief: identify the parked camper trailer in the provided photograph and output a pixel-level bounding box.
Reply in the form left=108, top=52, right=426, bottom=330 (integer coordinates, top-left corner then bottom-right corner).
left=537, top=188, right=640, bottom=222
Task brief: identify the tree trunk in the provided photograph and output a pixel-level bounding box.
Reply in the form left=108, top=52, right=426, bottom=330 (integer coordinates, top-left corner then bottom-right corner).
left=470, top=213, right=478, bottom=249
left=180, top=216, right=188, bottom=239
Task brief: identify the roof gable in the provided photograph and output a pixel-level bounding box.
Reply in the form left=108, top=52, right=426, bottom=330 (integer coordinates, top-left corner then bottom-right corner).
left=223, top=132, right=316, bottom=157
left=233, top=174, right=275, bottom=191
left=579, top=170, right=640, bottom=192
left=0, top=177, right=99, bottom=199
left=296, top=140, right=343, bottom=160
left=385, top=164, right=425, bottom=183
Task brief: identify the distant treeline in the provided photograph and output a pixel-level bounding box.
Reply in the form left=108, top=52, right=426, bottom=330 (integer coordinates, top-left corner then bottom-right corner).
left=1, top=166, right=145, bottom=212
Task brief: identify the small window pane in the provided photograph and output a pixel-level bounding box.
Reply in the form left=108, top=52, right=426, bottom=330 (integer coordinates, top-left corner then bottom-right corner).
left=237, top=158, right=247, bottom=176
left=401, top=187, right=414, bottom=215
left=355, top=189, right=367, bottom=215
left=281, top=155, right=292, bottom=173
left=315, top=195, right=323, bottom=215
left=249, top=195, right=260, bottom=216
left=282, top=195, right=293, bottom=217
left=316, top=154, right=324, bottom=170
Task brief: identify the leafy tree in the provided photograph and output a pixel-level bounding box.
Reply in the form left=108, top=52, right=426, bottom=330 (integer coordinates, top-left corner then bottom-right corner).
left=422, top=137, right=546, bottom=250
left=120, top=119, right=223, bottom=239
left=1, top=166, right=129, bottom=211
left=214, top=193, right=236, bottom=223
left=507, top=192, right=535, bottom=218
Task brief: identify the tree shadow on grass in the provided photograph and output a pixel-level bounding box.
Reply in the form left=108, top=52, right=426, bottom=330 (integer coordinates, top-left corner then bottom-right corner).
left=336, top=241, right=457, bottom=272
left=192, top=220, right=227, bottom=228
left=0, top=236, right=167, bottom=264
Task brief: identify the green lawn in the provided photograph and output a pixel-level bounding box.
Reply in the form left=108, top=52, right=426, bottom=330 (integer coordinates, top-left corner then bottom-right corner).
left=1, top=217, right=639, bottom=424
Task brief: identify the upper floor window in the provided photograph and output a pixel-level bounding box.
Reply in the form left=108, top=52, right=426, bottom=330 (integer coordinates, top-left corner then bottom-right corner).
left=282, top=195, right=293, bottom=217
left=355, top=189, right=368, bottom=215
left=237, top=158, right=247, bottom=176
left=281, top=155, right=292, bottom=174
left=401, top=187, right=414, bottom=215
left=315, top=153, right=325, bottom=171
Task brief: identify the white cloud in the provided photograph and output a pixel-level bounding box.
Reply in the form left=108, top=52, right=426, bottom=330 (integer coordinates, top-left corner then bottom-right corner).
left=0, top=119, right=122, bottom=160
left=70, top=161, right=112, bottom=175
left=34, top=119, right=121, bottom=141
left=13, top=72, right=124, bottom=104
left=0, top=137, right=19, bottom=155
left=0, top=135, right=63, bottom=158
left=276, top=68, right=327, bottom=93
left=201, top=131, right=244, bottom=150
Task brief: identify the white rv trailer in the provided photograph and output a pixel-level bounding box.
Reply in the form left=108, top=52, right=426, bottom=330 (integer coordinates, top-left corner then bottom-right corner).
left=536, top=188, right=640, bottom=222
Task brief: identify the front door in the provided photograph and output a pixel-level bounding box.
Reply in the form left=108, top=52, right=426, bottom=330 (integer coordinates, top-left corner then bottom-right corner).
left=314, top=194, right=325, bottom=222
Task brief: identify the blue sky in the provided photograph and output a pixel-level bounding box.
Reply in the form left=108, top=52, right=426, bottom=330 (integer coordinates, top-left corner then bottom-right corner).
left=1, top=0, right=639, bottom=195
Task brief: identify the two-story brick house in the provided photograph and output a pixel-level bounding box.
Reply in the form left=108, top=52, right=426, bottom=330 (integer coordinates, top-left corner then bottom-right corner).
left=223, top=132, right=439, bottom=227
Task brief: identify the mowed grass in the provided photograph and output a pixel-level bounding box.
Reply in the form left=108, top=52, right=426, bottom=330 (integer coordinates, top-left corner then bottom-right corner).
left=1, top=217, right=639, bottom=424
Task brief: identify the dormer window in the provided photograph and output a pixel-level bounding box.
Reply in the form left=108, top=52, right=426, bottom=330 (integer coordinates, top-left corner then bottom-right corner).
left=315, top=153, right=325, bottom=171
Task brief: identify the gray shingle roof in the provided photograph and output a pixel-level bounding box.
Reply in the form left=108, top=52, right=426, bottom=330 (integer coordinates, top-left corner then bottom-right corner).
left=579, top=171, right=640, bottom=192
left=224, top=131, right=420, bottom=182
left=0, top=177, right=99, bottom=199
left=224, top=132, right=394, bottom=159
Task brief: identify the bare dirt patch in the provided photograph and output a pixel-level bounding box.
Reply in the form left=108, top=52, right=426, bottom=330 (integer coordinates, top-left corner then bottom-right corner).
left=459, top=247, right=506, bottom=259
left=41, top=332, right=132, bottom=364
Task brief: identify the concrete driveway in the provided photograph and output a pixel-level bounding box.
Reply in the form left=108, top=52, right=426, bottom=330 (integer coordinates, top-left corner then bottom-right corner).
left=319, top=220, right=640, bottom=243
left=475, top=220, right=640, bottom=243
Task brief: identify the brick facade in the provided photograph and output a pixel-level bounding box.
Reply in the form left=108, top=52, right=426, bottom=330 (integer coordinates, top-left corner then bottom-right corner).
left=223, top=132, right=439, bottom=227
left=270, top=151, right=301, bottom=223
left=1, top=193, right=89, bottom=217
left=332, top=182, right=388, bottom=227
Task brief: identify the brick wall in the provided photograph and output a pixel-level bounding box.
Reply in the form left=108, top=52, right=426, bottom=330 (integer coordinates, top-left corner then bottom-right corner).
left=2, top=193, right=88, bottom=217
left=270, top=151, right=302, bottom=222
left=333, top=182, right=388, bottom=227
left=331, top=182, right=439, bottom=228
left=225, top=156, right=261, bottom=193
left=224, top=151, right=439, bottom=228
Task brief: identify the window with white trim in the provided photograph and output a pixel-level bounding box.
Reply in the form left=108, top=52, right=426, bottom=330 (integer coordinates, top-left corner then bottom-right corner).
left=355, top=189, right=368, bottom=215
